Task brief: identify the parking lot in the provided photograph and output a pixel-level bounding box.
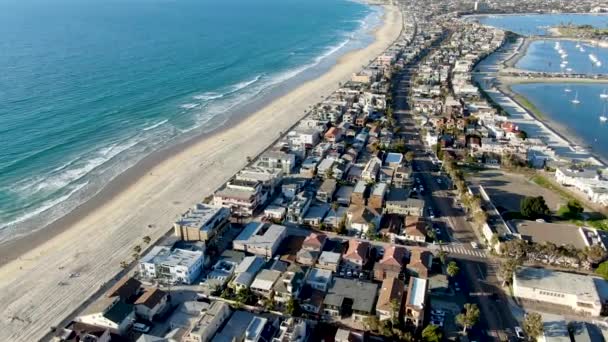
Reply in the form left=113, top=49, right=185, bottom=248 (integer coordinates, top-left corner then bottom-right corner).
left=469, top=170, right=566, bottom=213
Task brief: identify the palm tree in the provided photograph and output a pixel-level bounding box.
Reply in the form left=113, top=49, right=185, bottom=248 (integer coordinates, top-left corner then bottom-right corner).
left=456, top=303, right=480, bottom=333
left=446, top=261, right=460, bottom=278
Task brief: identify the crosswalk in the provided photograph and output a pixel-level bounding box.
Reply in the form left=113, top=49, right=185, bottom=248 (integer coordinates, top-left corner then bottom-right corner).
left=440, top=245, right=488, bottom=258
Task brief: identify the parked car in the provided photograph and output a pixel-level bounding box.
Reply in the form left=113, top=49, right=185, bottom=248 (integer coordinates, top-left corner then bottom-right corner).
left=514, top=326, right=525, bottom=339
left=133, top=323, right=151, bottom=333
left=470, top=241, right=479, bottom=249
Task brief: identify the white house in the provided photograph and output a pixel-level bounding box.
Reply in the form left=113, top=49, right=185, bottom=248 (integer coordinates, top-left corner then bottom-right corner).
left=183, top=301, right=232, bottom=342
left=139, top=246, right=204, bottom=285
left=75, top=297, right=135, bottom=335
left=232, top=222, right=286, bottom=258
left=305, top=268, right=333, bottom=292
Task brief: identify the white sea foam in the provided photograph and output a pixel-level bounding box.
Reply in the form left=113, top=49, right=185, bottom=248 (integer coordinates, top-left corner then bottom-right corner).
left=180, top=103, right=199, bottom=109
left=143, top=119, right=168, bottom=131
left=0, top=181, right=90, bottom=230
left=14, top=137, right=143, bottom=195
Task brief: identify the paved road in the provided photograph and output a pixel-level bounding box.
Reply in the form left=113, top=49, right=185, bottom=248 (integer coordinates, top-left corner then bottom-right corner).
left=390, top=35, right=518, bottom=341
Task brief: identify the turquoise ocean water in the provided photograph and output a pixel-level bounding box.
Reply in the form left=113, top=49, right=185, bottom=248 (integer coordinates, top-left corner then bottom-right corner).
left=0, top=0, right=379, bottom=239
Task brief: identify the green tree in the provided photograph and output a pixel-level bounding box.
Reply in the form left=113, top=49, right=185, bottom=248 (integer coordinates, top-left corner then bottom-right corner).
left=585, top=244, right=607, bottom=264
left=405, top=151, right=415, bottom=163
left=520, top=196, right=550, bottom=219
left=558, top=200, right=584, bottom=219
left=236, top=288, right=255, bottom=305
left=499, top=259, right=520, bottom=286
left=364, top=315, right=380, bottom=332
left=446, top=261, right=460, bottom=278
left=286, top=298, right=300, bottom=316
left=522, top=312, right=544, bottom=340
left=596, top=260, right=608, bottom=280
left=133, top=245, right=142, bottom=254
left=421, top=324, right=443, bottom=342
left=517, top=130, right=528, bottom=140
left=142, top=236, right=151, bottom=244
left=335, top=213, right=348, bottom=235
left=437, top=250, right=448, bottom=264
left=456, top=303, right=480, bottom=333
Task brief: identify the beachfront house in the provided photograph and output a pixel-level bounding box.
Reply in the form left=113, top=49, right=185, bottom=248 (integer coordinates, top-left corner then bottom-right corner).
left=173, top=203, right=230, bottom=242
left=139, top=246, right=205, bottom=285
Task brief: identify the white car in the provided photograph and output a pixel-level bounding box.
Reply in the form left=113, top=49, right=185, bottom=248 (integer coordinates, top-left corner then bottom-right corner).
left=470, top=241, right=479, bottom=249
left=437, top=179, right=442, bottom=184
left=133, top=323, right=150, bottom=333
left=515, top=326, right=525, bottom=339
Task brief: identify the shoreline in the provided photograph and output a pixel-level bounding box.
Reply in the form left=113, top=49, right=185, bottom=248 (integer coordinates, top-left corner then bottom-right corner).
left=0, top=4, right=403, bottom=341
left=0, top=4, right=384, bottom=246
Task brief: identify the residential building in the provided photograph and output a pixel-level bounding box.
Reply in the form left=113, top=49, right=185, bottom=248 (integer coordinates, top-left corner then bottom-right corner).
left=236, top=167, right=284, bottom=194
left=274, top=267, right=304, bottom=303
left=212, top=310, right=256, bottom=342
left=335, top=185, right=354, bottom=206
left=139, top=246, right=205, bottom=285
left=244, top=316, right=268, bottom=342
left=555, top=166, right=608, bottom=205
left=362, top=157, right=382, bottom=182
left=213, top=180, right=264, bottom=217
left=407, top=250, right=432, bottom=279
left=342, top=240, right=370, bottom=272
left=393, top=166, right=411, bottom=188
left=351, top=180, right=367, bottom=205
left=232, top=222, right=287, bottom=258
left=272, top=318, right=307, bottom=342
left=404, top=277, right=428, bottom=328
left=305, top=268, right=333, bottom=292
left=74, top=297, right=135, bottom=335
left=286, top=192, right=312, bottom=224
left=250, top=269, right=282, bottom=297
left=296, top=233, right=327, bottom=266
left=134, top=288, right=168, bottom=321
left=302, top=204, right=329, bottom=227
left=376, top=277, right=405, bottom=321
left=385, top=190, right=425, bottom=216
left=402, top=216, right=426, bottom=243
left=374, top=245, right=407, bottom=281
left=317, top=179, right=337, bottom=203
left=348, top=205, right=381, bottom=234
left=230, top=256, right=266, bottom=291
left=368, top=182, right=388, bottom=210
left=174, top=204, right=231, bottom=242
left=323, top=278, right=378, bottom=321
left=183, top=302, right=231, bottom=342
left=317, top=251, right=342, bottom=272
left=257, top=150, right=296, bottom=174
left=299, top=286, right=325, bottom=316
left=513, top=267, right=608, bottom=316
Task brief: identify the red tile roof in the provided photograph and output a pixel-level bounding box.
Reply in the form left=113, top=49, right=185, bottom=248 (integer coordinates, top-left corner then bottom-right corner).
left=344, top=240, right=369, bottom=261
left=302, top=232, right=327, bottom=250
left=379, top=245, right=407, bottom=267
left=134, top=288, right=167, bottom=309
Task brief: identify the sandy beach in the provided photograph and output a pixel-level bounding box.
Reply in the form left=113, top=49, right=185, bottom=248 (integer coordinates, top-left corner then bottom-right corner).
left=0, top=5, right=403, bottom=341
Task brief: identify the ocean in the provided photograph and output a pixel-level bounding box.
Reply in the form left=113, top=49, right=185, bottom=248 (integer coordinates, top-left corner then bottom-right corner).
left=0, top=0, right=380, bottom=240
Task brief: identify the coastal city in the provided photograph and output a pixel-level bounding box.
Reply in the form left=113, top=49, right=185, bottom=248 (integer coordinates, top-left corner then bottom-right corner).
left=3, top=0, right=608, bottom=342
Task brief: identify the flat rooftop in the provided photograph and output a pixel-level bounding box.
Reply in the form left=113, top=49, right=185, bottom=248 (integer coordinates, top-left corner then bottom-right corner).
left=175, top=204, right=228, bottom=230
left=514, top=267, right=603, bottom=305
left=324, top=278, right=378, bottom=313
left=140, top=246, right=203, bottom=268
left=234, top=222, right=286, bottom=245
left=407, top=277, right=427, bottom=308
